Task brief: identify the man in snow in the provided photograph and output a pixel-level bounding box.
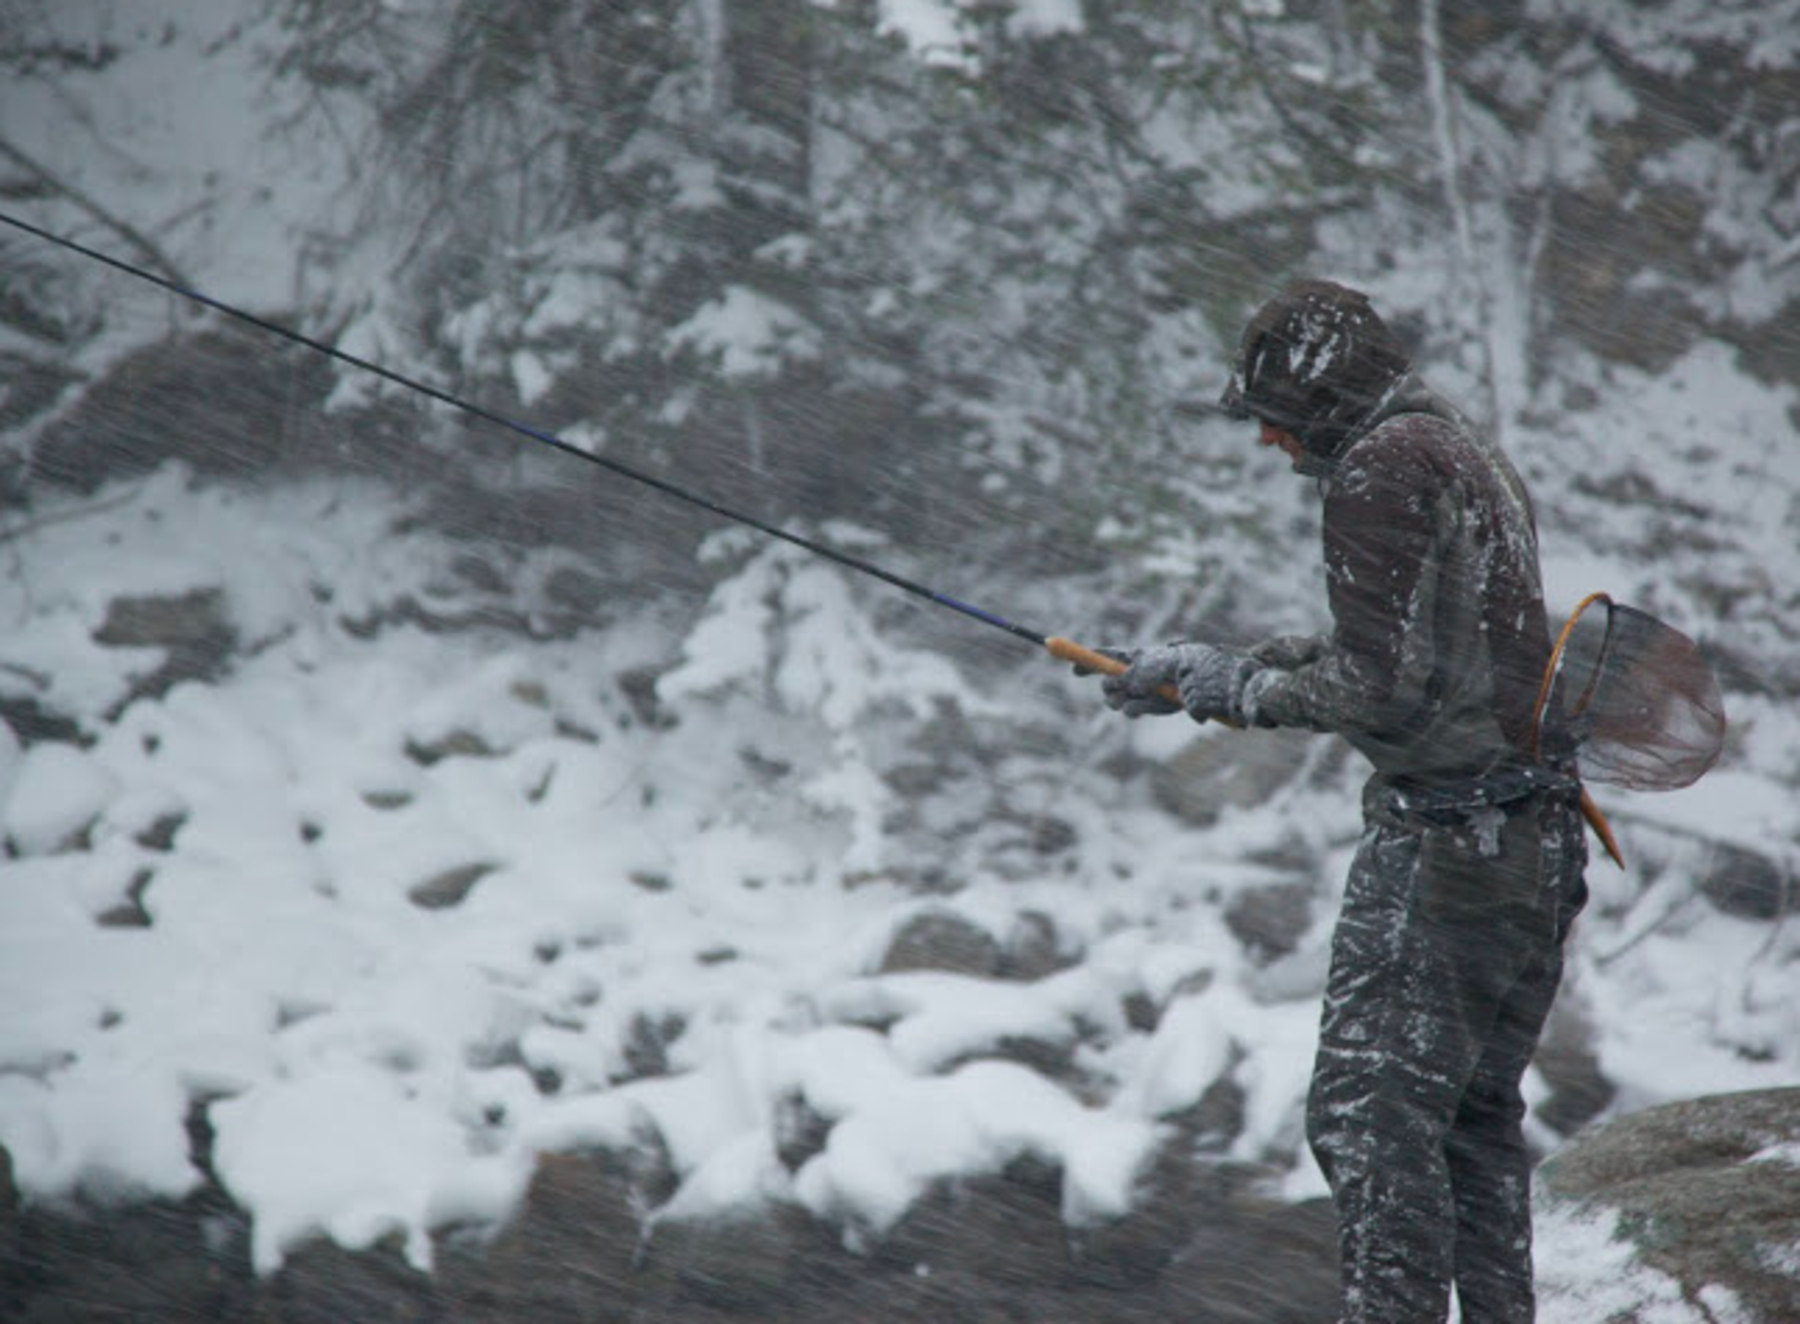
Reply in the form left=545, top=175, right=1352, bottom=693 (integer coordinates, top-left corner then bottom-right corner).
left=1094, top=279, right=1589, bottom=1322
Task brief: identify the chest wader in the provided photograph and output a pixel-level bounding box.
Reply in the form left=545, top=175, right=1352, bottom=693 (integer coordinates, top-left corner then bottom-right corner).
left=1306, top=771, right=1588, bottom=1324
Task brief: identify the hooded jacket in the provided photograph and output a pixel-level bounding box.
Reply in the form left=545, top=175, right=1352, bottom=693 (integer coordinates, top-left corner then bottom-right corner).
left=1229, top=288, right=1554, bottom=783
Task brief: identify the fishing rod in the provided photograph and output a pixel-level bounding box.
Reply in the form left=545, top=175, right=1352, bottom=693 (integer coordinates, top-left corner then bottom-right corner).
left=0, top=209, right=1141, bottom=691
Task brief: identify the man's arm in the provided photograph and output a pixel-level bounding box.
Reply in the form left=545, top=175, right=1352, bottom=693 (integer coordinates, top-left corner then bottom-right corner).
left=1246, top=431, right=1445, bottom=737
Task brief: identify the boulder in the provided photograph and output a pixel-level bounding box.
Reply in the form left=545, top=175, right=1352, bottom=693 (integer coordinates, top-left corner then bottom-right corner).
left=254, top=1238, right=435, bottom=1324
left=1530, top=995, right=1617, bottom=1140
left=1067, top=1132, right=1208, bottom=1288
left=1152, top=727, right=1317, bottom=829
left=1698, top=842, right=1795, bottom=921
left=1155, top=1174, right=1340, bottom=1323
left=32, top=330, right=335, bottom=492
left=1537, top=1088, right=1800, bottom=1321
left=878, top=908, right=1003, bottom=978
left=641, top=1204, right=808, bottom=1315
left=0, top=1193, right=255, bottom=1322
left=998, top=908, right=1069, bottom=981
left=93, top=587, right=239, bottom=711
left=875, top=1154, right=1070, bottom=1289
left=1224, top=880, right=1316, bottom=963
left=436, top=1145, right=666, bottom=1322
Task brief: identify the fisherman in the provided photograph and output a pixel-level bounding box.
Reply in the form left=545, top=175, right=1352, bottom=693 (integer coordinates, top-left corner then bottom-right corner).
left=1093, top=279, right=1589, bottom=1322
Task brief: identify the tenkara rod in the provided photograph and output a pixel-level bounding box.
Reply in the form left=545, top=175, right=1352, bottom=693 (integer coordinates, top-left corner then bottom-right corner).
left=3, top=211, right=1072, bottom=641
left=4, top=211, right=1185, bottom=703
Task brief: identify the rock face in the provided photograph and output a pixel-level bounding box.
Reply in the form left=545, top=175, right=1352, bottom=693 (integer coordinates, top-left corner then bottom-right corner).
left=1537, top=1087, right=1800, bottom=1322
left=0, top=1139, right=1341, bottom=1323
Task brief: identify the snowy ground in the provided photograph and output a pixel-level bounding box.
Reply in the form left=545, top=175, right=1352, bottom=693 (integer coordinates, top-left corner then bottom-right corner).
left=0, top=468, right=1329, bottom=1274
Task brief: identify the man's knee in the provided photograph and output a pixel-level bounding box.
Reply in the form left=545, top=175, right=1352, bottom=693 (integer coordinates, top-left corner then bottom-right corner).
left=1305, top=1055, right=1377, bottom=1181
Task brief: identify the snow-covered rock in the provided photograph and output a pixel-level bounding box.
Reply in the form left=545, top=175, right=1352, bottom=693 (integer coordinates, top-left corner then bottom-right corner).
left=1537, top=1088, right=1800, bottom=1323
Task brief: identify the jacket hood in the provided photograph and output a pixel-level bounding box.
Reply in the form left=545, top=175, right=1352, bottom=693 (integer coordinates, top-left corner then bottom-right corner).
left=1220, top=279, right=1412, bottom=475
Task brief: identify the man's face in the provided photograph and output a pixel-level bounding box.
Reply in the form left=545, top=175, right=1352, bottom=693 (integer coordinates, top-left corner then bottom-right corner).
left=1257, top=419, right=1306, bottom=469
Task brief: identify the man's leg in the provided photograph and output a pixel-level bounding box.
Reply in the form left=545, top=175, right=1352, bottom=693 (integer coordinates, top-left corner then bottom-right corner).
left=1309, top=798, right=1561, bottom=1324
left=1448, top=796, right=1589, bottom=1322
left=1308, top=820, right=1475, bottom=1324
left=1444, top=951, right=1555, bottom=1324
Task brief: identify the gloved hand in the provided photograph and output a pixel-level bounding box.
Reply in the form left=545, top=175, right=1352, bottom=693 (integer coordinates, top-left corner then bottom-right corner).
left=1098, top=644, right=1185, bottom=718
left=1175, top=643, right=1265, bottom=726
left=1249, top=633, right=1328, bottom=670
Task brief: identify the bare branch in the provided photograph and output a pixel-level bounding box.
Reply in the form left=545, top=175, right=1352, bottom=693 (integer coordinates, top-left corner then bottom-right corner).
left=0, top=136, right=192, bottom=286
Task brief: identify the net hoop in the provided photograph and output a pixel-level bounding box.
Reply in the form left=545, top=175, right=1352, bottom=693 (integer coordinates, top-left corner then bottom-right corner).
left=1530, top=591, right=1613, bottom=762
left=1532, top=590, right=1726, bottom=794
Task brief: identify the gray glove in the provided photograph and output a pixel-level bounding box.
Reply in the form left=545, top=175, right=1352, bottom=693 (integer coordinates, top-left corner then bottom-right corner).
left=1250, top=633, right=1328, bottom=670
left=1175, top=643, right=1264, bottom=726
left=1098, top=644, right=1185, bottom=718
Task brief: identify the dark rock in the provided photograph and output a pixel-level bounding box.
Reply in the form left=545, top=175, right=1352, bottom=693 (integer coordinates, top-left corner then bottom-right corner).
left=774, top=1092, right=833, bottom=1174
left=1172, top=1074, right=1249, bottom=1154
left=93, top=587, right=230, bottom=654
left=879, top=908, right=1002, bottom=978
left=0, top=1147, right=15, bottom=1305
left=620, top=1011, right=688, bottom=1082
left=92, top=587, right=238, bottom=709
left=0, top=1195, right=254, bottom=1323
left=31, top=329, right=335, bottom=492
left=968, top=1033, right=1079, bottom=1085
left=617, top=669, right=674, bottom=730
left=405, top=730, right=497, bottom=766
left=254, top=1237, right=435, bottom=1324
left=407, top=861, right=499, bottom=910
left=1132, top=969, right=1215, bottom=1037
left=1537, top=1087, right=1800, bottom=1321
left=1152, top=727, right=1317, bottom=828
left=1159, top=1188, right=1340, bottom=1323
left=1026, top=814, right=1078, bottom=855
left=0, top=698, right=84, bottom=748
left=643, top=1203, right=807, bottom=1315
left=1698, top=841, right=1795, bottom=920
left=1531, top=999, right=1616, bottom=1139
left=1224, top=880, right=1316, bottom=963
left=542, top=564, right=609, bottom=623
left=133, top=811, right=187, bottom=852
left=438, top=1147, right=655, bottom=1323
left=1068, top=1132, right=1207, bottom=1288
left=448, top=553, right=511, bottom=596
left=1123, top=989, right=1161, bottom=1034
left=95, top=866, right=155, bottom=928
left=877, top=1154, right=1069, bottom=1290
left=0, top=1138, right=1350, bottom=1323
left=998, top=909, right=1068, bottom=981
left=884, top=761, right=949, bottom=798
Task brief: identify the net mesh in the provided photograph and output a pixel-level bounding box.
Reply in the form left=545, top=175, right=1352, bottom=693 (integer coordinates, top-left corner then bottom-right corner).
left=1535, top=594, right=1727, bottom=791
